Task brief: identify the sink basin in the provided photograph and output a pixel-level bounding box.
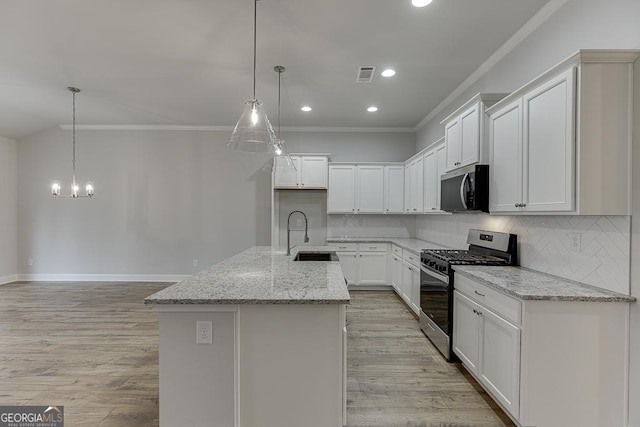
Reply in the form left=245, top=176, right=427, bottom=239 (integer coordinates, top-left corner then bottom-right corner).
left=293, top=251, right=339, bottom=261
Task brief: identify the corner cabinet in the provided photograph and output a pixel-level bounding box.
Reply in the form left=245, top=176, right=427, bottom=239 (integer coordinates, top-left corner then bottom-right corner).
left=274, top=155, right=328, bottom=189
left=453, top=271, right=631, bottom=427
left=488, top=49, right=639, bottom=215
left=441, top=94, right=507, bottom=173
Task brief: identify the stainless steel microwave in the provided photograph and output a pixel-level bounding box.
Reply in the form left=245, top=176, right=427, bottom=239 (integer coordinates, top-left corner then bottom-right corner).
left=440, top=164, right=489, bottom=212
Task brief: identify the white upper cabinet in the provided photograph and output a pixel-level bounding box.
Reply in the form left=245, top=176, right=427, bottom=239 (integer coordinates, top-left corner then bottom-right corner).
left=410, top=156, right=424, bottom=213
left=423, top=149, right=438, bottom=212
left=488, top=50, right=638, bottom=215
left=327, top=165, right=356, bottom=213
left=328, top=163, right=403, bottom=214
left=436, top=143, right=447, bottom=210
left=403, top=156, right=424, bottom=214
left=489, top=99, right=523, bottom=213
left=442, top=94, right=507, bottom=173
left=523, top=69, right=575, bottom=212
left=356, top=165, right=384, bottom=213
left=274, top=155, right=328, bottom=189
left=404, top=163, right=412, bottom=214
left=300, top=157, right=328, bottom=189
left=273, top=156, right=301, bottom=188
left=384, top=166, right=404, bottom=213
left=423, top=139, right=445, bottom=213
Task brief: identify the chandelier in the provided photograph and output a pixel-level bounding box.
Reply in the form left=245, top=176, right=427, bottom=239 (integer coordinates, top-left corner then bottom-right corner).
left=51, top=87, right=94, bottom=198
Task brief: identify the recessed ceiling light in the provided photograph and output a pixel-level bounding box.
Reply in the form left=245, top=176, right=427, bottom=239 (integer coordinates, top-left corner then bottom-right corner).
left=412, top=0, right=433, bottom=7
left=381, top=69, right=396, bottom=78
left=301, top=106, right=312, bottom=112
left=367, top=106, right=378, bottom=112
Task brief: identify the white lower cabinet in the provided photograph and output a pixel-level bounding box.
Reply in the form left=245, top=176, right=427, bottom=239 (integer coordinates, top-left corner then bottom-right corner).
left=336, top=251, right=357, bottom=285
left=390, top=253, right=402, bottom=293
left=453, top=272, right=630, bottom=427
left=454, top=281, right=521, bottom=420
left=358, top=251, right=387, bottom=285
left=333, top=243, right=387, bottom=287
left=398, top=253, right=420, bottom=316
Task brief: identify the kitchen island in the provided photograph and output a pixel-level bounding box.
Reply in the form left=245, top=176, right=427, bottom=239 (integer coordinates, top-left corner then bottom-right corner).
left=145, top=246, right=349, bottom=427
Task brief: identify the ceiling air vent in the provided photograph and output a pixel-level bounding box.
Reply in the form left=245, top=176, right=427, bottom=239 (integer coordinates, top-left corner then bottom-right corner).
left=356, top=66, right=376, bottom=83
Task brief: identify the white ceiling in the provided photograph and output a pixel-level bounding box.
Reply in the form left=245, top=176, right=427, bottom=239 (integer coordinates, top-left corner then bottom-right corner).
left=0, top=0, right=549, bottom=140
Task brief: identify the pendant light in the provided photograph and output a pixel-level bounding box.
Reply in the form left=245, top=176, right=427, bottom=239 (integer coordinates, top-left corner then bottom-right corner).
left=226, top=0, right=277, bottom=153
left=272, top=65, right=296, bottom=170
left=51, top=87, right=94, bottom=199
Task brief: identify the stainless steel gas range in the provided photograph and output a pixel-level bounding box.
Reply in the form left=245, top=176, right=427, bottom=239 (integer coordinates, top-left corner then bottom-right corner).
left=419, top=229, right=517, bottom=361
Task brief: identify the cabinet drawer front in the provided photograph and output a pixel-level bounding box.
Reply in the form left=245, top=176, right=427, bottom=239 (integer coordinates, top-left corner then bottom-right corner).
left=454, top=273, right=521, bottom=325
left=391, top=245, right=403, bottom=257
left=357, top=243, right=387, bottom=252
left=330, top=243, right=357, bottom=252
left=402, top=251, right=420, bottom=267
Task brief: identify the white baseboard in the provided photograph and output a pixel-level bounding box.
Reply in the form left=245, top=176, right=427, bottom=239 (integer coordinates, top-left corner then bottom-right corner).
left=16, top=274, right=190, bottom=283
left=0, top=274, right=19, bottom=285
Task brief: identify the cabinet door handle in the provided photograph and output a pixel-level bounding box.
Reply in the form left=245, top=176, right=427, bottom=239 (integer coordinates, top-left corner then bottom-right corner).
left=408, top=267, right=413, bottom=271
left=386, top=209, right=389, bottom=212
left=474, top=290, right=485, bottom=297
left=473, top=309, right=477, bottom=314
left=432, top=207, right=436, bottom=210
left=477, top=311, right=483, bottom=316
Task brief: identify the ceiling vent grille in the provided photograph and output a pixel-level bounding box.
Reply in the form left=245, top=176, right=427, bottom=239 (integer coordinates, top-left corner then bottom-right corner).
left=356, top=66, right=376, bottom=83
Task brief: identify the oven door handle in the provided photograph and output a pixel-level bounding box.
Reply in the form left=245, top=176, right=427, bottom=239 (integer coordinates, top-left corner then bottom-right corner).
left=420, top=263, right=449, bottom=283
left=459, top=173, right=469, bottom=210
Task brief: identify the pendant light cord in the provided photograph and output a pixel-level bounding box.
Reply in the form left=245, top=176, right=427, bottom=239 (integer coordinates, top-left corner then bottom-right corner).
left=277, top=69, right=281, bottom=139
left=72, top=89, right=77, bottom=186
left=252, top=0, right=258, bottom=100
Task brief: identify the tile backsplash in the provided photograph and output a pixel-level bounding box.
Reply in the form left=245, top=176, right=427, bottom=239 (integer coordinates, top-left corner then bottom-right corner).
left=415, top=214, right=630, bottom=295
left=327, top=214, right=415, bottom=238
left=327, top=213, right=630, bottom=294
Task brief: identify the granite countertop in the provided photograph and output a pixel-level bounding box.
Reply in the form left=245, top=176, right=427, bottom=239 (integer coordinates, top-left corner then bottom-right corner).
left=326, top=237, right=448, bottom=254
left=145, top=246, right=350, bottom=305
left=454, top=266, right=636, bottom=303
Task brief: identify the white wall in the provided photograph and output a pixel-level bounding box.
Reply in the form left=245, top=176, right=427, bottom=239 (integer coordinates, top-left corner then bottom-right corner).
left=416, top=0, right=640, bottom=150
left=0, top=136, right=17, bottom=283
left=17, top=128, right=272, bottom=279
left=16, top=128, right=415, bottom=278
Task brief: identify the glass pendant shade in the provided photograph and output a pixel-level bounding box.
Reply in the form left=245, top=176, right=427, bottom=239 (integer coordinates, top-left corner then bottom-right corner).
left=226, top=99, right=277, bottom=153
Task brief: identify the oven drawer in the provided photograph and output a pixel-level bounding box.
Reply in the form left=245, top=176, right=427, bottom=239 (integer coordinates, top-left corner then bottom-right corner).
left=330, top=243, right=357, bottom=252
left=402, top=251, right=420, bottom=267
left=454, top=273, right=521, bottom=325
left=357, top=243, right=387, bottom=252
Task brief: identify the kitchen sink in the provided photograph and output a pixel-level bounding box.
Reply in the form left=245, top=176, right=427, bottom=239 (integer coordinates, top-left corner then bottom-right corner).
left=293, top=251, right=339, bottom=261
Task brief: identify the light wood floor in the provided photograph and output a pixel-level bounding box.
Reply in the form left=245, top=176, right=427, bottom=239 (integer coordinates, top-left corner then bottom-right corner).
left=346, top=291, right=515, bottom=427
left=0, top=283, right=514, bottom=426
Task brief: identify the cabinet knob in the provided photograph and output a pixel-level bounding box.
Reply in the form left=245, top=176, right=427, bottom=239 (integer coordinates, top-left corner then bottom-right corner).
left=432, top=207, right=436, bottom=211
left=357, top=209, right=360, bottom=211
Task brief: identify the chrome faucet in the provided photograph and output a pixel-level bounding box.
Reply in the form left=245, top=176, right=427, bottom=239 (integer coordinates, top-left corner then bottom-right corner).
left=287, top=210, right=310, bottom=255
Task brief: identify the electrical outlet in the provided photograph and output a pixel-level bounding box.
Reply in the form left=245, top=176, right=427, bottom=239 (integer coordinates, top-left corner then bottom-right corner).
left=196, top=321, right=212, bottom=344
left=567, top=232, right=582, bottom=252
left=27, top=258, right=33, bottom=266
left=192, top=259, right=199, bottom=267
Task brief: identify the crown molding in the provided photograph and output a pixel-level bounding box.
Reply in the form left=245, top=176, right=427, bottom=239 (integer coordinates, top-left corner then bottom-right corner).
left=58, top=124, right=415, bottom=133
left=415, top=0, right=569, bottom=131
